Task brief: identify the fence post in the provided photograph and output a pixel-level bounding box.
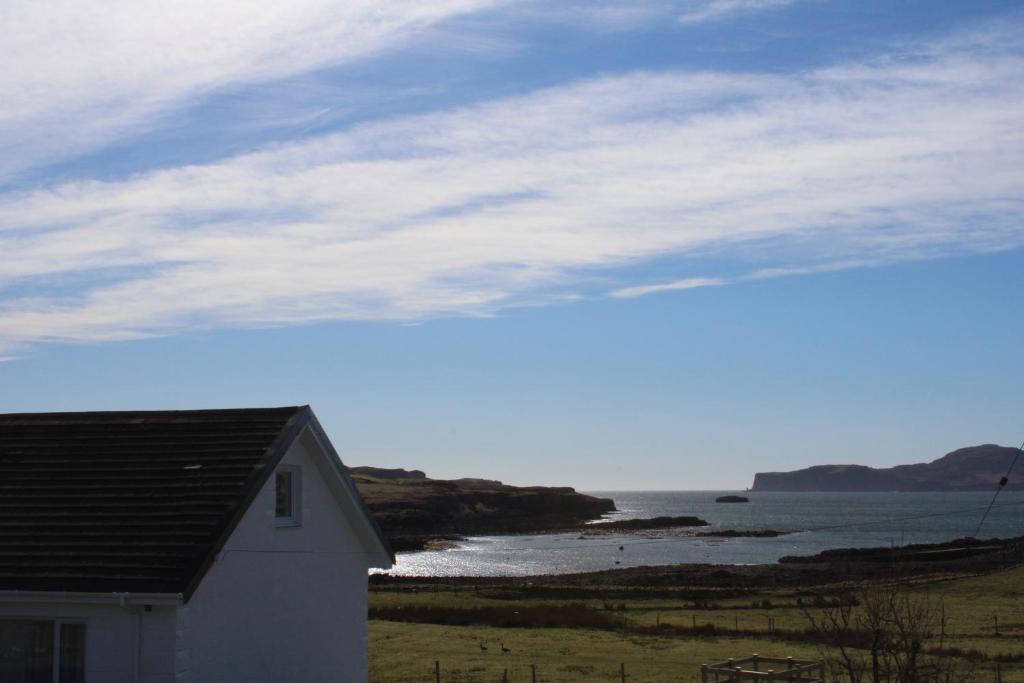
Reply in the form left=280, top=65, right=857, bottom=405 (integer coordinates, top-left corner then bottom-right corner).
left=434, top=659, right=440, bottom=683
left=701, top=664, right=708, bottom=683
left=620, top=662, right=626, bottom=682
left=994, top=614, right=1000, bottom=636
left=693, top=614, right=697, bottom=628
left=502, top=668, right=508, bottom=683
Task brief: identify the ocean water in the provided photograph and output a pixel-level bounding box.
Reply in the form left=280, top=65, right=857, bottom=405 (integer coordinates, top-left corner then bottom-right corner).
left=381, top=490, right=1024, bottom=577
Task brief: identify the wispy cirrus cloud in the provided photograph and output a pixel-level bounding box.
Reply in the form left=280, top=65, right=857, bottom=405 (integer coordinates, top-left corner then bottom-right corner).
left=0, top=0, right=505, bottom=181
left=610, top=258, right=889, bottom=299
left=678, top=0, right=798, bottom=25
left=611, top=278, right=729, bottom=299
left=1, top=24, right=1023, bottom=354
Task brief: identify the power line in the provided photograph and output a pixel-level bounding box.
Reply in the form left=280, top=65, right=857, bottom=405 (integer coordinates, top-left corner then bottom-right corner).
left=975, top=439, right=1024, bottom=537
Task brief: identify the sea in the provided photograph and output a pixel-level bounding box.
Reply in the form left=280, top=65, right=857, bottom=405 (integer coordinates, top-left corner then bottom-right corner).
left=381, top=490, right=1024, bottom=576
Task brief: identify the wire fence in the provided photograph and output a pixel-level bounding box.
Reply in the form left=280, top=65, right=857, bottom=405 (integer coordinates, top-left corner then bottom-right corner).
left=371, top=660, right=664, bottom=683
left=370, top=659, right=1018, bottom=683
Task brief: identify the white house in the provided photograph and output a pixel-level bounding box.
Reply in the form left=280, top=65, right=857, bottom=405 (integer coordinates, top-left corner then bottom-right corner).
left=0, top=406, right=394, bottom=683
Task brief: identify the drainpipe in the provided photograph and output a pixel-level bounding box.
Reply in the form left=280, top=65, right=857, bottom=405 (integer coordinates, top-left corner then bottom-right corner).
left=135, top=609, right=143, bottom=683
left=115, top=593, right=142, bottom=683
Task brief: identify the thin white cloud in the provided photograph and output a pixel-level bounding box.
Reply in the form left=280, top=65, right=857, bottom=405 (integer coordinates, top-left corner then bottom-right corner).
left=1, top=26, right=1023, bottom=353
left=611, top=278, right=728, bottom=299
left=0, top=0, right=504, bottom=180
left=513, top=1, right=680, bottom=31
left=678, top=0, right=797, bottom=26
left=609, top=258, right=891, bottom=299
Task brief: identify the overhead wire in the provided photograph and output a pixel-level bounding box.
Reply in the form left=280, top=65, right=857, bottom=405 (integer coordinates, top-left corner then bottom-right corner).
left=974, top=439, right=1024, bottom=537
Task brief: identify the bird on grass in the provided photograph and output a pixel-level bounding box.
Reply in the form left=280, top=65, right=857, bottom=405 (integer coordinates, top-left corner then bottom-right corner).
left=500, top=643, right=511, bottom=654
left=479, top=642, right=487, bottom=652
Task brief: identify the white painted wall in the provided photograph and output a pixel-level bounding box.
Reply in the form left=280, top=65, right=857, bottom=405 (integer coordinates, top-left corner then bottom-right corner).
left=175, top=428, right=376, bottom=683
left=0, top=600, right=176, bottom=683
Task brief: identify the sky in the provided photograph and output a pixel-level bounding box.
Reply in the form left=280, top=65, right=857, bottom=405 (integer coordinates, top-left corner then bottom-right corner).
left=1, top=0, right=1022, bottom=489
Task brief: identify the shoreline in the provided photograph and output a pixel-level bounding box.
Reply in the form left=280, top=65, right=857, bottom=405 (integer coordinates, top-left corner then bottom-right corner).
left=373, top=534, right=1024, bottom=587
left=393, top=521, right=789, bottom=552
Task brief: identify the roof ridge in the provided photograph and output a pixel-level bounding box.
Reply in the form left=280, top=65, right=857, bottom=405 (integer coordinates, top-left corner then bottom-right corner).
left=0, top=406, right=307, bottom=419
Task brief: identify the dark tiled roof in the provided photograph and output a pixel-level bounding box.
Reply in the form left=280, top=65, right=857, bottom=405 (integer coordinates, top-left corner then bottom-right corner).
left=0, top=407, right=308, bottom=596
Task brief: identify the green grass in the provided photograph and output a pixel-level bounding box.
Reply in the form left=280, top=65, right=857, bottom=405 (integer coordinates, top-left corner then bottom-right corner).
left=370, top=565, right=1024, bottom=682
left=370, top=622, right=824, bottom=682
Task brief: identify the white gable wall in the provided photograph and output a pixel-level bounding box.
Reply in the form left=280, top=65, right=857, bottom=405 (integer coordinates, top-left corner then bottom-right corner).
left=175, top=428, right=374, bottom=683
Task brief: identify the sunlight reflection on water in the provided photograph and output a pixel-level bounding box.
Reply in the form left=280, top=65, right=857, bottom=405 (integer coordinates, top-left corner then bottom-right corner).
left=377, top=491, right=1024, bottom=577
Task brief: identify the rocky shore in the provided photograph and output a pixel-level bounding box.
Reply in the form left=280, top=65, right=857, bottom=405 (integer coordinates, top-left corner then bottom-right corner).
left=351, top=468, right=792, bottom=550
left=582, top=515, right=708, bottom=532
left=350, top=467, right=616, bottom=551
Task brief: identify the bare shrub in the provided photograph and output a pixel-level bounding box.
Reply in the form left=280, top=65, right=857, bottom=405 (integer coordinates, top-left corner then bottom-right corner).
left=801, top=582, right=976, bottom=683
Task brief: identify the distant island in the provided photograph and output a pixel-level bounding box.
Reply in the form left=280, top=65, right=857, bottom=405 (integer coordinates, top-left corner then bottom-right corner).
left=715, top=495, right=749, bottom=503
left=349, top=467, right=615, bottom=551
left=751, top=444, right=1020, bottom=492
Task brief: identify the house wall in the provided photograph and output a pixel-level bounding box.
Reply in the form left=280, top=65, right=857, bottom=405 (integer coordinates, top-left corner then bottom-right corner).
left=175, top=430, right=374, bottom=683
left=0, top=600, right=176, bottom=683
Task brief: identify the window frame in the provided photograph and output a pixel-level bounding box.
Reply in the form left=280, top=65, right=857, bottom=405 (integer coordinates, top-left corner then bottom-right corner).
left=274, top=465, right=302, bottom=527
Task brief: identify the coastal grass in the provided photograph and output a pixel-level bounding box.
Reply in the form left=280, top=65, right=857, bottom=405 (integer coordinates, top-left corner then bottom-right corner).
left=369, top=621, right=824, bottom=682
left=369, top=564, right=1024, bottom=681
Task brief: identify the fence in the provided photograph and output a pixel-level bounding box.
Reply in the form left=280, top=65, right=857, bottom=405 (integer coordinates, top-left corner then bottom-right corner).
left=700, top=655, right=823, bottom=683
left=373, top=660, right=651, bottom=682
left=371, top=659, right=1017, bottom=682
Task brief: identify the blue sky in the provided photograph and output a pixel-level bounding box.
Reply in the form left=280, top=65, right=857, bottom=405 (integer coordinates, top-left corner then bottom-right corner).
left=1, top=0, right=1022, bottom=489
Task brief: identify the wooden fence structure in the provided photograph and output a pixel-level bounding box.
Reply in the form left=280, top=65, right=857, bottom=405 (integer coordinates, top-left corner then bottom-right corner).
left=701, top=654, right=825, bottom=682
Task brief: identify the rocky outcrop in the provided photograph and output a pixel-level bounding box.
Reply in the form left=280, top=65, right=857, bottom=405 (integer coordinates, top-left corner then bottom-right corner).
left=349, top=469, right=615, bottom=551
left=779, top=536, right=1021, bottom=564
left=752, top=444, right=1021, bottom=492
left=583, top=516, right=708, bottom=531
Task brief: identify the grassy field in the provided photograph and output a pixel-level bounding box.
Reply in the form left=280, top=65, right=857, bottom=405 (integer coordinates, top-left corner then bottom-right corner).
left=369, top=564, right=1024, bottom=682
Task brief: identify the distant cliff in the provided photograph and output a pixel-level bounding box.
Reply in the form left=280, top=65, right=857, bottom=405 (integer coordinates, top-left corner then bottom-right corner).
left=752, top=444, right=1020, bottom=492
left=350, top=466, right=427, bottom=480
left=349, top=468, right=616, bottom=550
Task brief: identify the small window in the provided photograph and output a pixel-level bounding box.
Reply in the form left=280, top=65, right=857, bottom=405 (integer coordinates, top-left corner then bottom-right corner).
left=275, top=466, right=301, bottom=526
left=0, top=619, right=85, bottom=683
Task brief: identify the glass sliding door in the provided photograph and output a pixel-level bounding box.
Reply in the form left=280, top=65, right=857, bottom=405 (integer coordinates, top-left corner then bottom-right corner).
left=0, top=619, right=85, bottom=683
left=0, top=620, right=53, bottom=683
left=58, top=624, right=85, bottom=683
